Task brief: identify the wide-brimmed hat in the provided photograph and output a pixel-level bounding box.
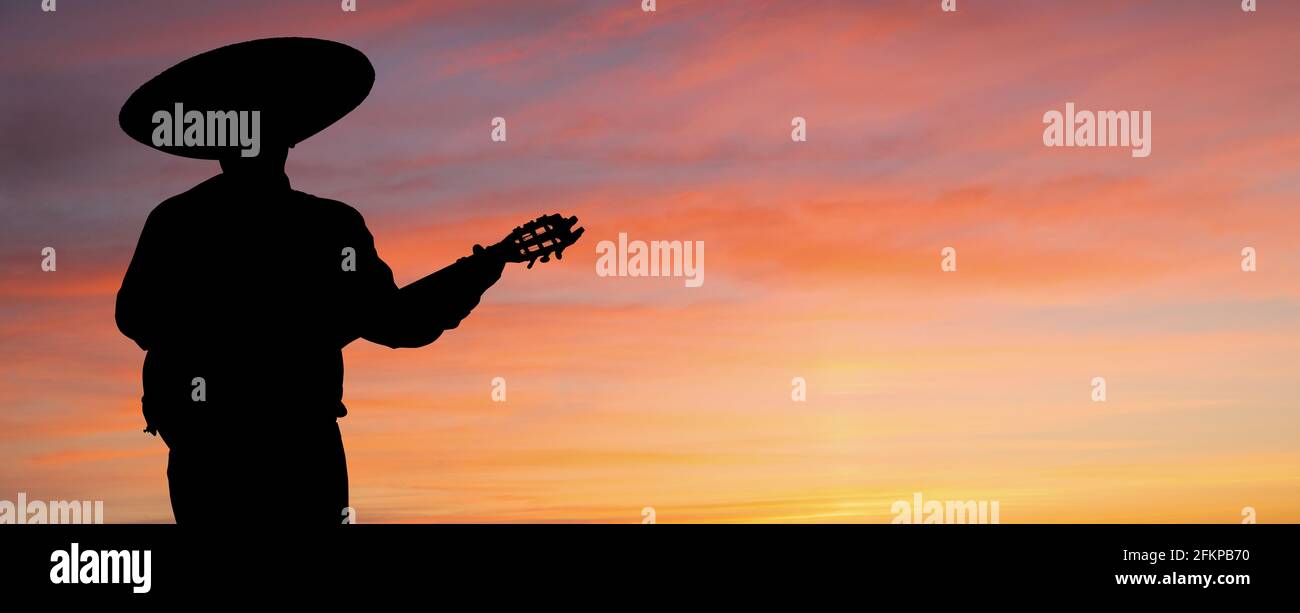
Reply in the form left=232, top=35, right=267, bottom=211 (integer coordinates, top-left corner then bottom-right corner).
left=119, top=37, right=374, bottom=159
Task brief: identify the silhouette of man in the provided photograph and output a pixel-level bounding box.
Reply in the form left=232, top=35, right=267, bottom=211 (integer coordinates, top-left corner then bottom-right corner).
left=115, top=38, right=579, bottom=524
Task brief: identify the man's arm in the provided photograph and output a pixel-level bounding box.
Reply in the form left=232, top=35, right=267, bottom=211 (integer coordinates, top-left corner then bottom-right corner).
left=348, top=215, right=506, bottom=349
left=116, top=208, right=166, bottom=351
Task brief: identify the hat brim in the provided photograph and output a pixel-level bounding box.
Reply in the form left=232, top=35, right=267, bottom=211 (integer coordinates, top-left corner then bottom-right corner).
left=119, top=37, right=374, bottom=160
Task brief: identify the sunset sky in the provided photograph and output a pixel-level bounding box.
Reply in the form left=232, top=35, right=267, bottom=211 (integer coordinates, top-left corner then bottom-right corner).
left=1, top=0, right=1297, bottom=523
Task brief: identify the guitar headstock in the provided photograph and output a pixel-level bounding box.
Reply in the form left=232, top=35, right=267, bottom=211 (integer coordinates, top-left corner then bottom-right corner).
left=492, top=214, right=585, bottom=268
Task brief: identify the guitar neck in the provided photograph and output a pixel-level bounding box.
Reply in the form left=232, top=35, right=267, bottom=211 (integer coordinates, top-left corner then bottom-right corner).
left=479, top=239, right=517, bottom=262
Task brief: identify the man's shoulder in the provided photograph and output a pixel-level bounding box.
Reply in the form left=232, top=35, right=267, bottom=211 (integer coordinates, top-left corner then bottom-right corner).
left=144, top=178, right=372, bottom=232
left=292, top=190, right=368, bottom=226
left=294, top=191, right=362, bottom=216
left=145, top=175, right=224, bottom=222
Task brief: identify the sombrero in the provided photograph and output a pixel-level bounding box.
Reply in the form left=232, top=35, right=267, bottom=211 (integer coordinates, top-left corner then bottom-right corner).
left=119, top=37, right=374, bottom=159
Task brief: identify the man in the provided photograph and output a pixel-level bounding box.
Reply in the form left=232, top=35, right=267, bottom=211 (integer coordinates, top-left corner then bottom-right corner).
left=116, top=38, right=580, bottom=523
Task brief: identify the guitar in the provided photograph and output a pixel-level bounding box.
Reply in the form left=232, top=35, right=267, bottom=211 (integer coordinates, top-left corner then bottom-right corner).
left=477, top=214, right=585, bottom=268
